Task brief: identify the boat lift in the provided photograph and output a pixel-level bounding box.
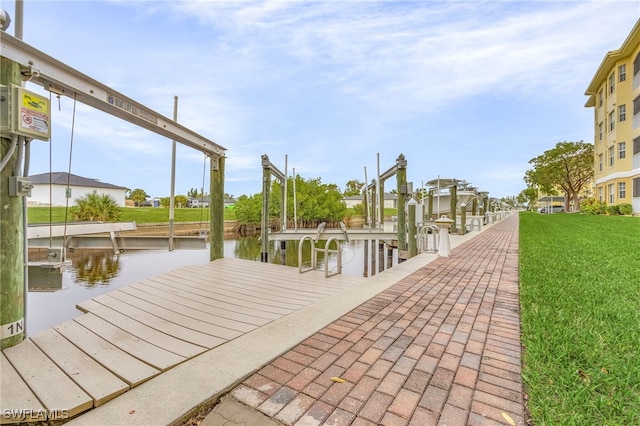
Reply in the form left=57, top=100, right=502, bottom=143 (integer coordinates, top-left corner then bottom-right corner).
left=1, top=33, right=226, bottom=299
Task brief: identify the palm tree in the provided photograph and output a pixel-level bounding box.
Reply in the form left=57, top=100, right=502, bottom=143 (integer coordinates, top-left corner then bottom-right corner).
left=72, top=191, right=121, bottom=221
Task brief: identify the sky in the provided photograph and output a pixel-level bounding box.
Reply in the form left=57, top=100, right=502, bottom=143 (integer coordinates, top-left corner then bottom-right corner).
left=3, top=0, right=640, bottom=200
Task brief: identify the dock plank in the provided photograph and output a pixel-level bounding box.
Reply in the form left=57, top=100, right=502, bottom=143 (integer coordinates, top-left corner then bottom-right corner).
left=30, top=328, right=129, bottom=407
left=115, top=287, right=246, bottom=339
left=72, top=313, right=185, bottom=372
left=146, top=275, right=295, bottom=315
left=76, top=299, right=208, bottom=357
left=0, top=353, right=47, bottom=424
left=87, top=294, right=224, bottom=349
left=165, top=267, right=325, bottom=303
left=55, top=320, right=161, bottom=386
left=131, top=280, right=278, bottom=323
left=2, top=339, right=93, bottom=420
left=161, top=271, right=310, bottom=309
left=105, top=290, right=238, bottom=342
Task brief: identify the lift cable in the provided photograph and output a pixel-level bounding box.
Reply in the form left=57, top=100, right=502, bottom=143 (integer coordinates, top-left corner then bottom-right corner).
left=62, top=93, right=78, bottom=248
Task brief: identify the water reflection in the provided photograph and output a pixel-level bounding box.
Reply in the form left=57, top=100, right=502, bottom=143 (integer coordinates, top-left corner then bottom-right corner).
left=73, top=251, right=121, bottom=286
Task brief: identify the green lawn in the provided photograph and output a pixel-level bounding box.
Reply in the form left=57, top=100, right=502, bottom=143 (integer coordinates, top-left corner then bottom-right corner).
left=27, top=206, right=236, bottom=224
left=519, top=212, right=640, bottom=425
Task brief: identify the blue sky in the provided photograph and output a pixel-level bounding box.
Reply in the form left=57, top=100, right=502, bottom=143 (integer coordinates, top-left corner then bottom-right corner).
left=4, top=0, right=640, bottom=200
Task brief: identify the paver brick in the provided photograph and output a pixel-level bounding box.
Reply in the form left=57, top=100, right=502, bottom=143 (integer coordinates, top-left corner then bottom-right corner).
left=366, top=358, right=394, bottom=379
left=275, top=393, right=316, bottom=425
left=323, top=408, right=356, bottom=426
left=287, top=367, right=322, bottom=392
left=380, top=411, right=409, bottom=426
left=359, top=391, right=394, bottom=423
left=388, top=388, right=421, bottom=419
left=438, top=403, right=468, bottom=426
left=404, top=369, right=430, bottom=394
left=447, top=383, right=474, bottom=410
left=408, top=407, right=438, bottom=426
left=418, top=384, right=448, bottom=412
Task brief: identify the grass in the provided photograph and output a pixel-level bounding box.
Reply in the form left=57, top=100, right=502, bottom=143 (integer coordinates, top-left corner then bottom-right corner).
left=519, top=212, right=640, bottom=425
left=27, top=206, right=236, bottom=224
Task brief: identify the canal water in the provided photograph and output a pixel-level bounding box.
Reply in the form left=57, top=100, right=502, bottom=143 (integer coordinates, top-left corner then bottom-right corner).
left=26, top=237, right=369, bottom=335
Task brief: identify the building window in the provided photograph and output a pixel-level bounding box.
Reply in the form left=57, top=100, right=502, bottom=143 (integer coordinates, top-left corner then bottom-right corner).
left=599, top=122, right=603, bottom=140
left=634, top=136, right=640, bottom=155
left=609, top=110, right=615, bottom=131
left=619, top=64, right=626, bottom=82
left=634, top=177, right=640, bottom=198
left=609, top=72, right=615, bottom=95
left=635, top=53, right=640, bottom=77
left=608, top=184, right=615, bottom=204
left=65, top=187, right=72, bottom=198
left=598, top=186, right=604, bottom=202
left=619, top=104, right=626, bottom=121
left=618, top=182, right=626, bottom=199
left=619, top=142, right=626, bottom=159
left=599, top=89, right=604, bottom=107
left=634, top=96, right=640, bottom=116
left=609, top=146, right=615, bottom=167
left=599, top=153, right=603, bottom=171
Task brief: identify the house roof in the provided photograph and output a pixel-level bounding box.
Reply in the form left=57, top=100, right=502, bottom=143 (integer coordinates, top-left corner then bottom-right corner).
left=28, top=172, right=127, bottom=190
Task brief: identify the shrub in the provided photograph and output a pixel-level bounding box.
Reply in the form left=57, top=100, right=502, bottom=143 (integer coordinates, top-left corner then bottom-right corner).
left=606, top=204, right=620, bottom=215
left=72, top=191, right=121, bottom=221
left=580, top=198, right=607, bottom=215
left=618, top=203, right=633, bottom=215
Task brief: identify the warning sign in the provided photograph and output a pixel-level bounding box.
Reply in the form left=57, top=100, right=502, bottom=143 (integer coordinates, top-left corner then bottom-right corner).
left=16, top=87, right=51, bottom=141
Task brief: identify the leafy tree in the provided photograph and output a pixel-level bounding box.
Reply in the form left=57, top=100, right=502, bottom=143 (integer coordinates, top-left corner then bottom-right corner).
left=518, top=187, right=539, bottom=210
left=72, top=191, right=121, bottom=221
left=234, top=194, right=262, bottom=225
left=524, top=141, right=593, bottom=211
left=175, top=195, right=189, bottom=208
left=158, top=195, right=189, bottom=208
left=343, top=179, right=364, bottom=196
left=187, top=188, right=199, bottom=198
left=129, top=188, right=149, bottom=206
left=275, top=176, right=346, bottom=224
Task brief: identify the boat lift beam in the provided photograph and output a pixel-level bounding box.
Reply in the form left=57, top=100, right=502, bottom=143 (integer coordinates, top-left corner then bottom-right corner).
left=0, top=33, right=226, bottom=157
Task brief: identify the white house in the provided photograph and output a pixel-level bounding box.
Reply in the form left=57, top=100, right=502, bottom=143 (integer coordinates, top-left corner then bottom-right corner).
left=28, top=172, right=127, bottom=207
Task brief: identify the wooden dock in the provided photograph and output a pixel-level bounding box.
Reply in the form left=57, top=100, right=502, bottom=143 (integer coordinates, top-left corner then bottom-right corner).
left=0, top=257, right=364, bottom=424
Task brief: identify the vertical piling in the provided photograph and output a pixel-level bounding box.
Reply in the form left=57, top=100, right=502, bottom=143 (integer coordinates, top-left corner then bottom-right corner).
left=449, top=184, right=457, bottom=233
left=209, top=155, right=225, bottom=260
left=261, top=157, right=271, bottom=262
left=407, top=198, right=417, bottom=258
left=1, top=57, right=25, bottom=349
left=396, top=154, right=407, bottom=250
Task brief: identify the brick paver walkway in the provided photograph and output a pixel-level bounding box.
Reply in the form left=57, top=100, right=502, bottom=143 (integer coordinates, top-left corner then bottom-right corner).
left=230, top=214, right=523, bottom=425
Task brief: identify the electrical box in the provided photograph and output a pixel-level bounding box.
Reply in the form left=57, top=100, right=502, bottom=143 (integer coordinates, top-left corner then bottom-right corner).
left=8, top=176, right=34, bottom=197
left=0, top=85, right=51, bottom=141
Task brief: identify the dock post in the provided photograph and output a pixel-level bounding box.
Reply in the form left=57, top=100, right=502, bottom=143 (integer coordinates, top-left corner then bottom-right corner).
left=260, top=155, right=271, bottom=262
left=460, top=203, right=467, bottom=235
left=210, top=155, right=225, bottom=260
left=449, top=184, right=457, bottom=233
left=1, top=55, right=26, bottom=349
left=408, top=198, right=417, bottom=258
left=396, top=154, right=408, bottom=250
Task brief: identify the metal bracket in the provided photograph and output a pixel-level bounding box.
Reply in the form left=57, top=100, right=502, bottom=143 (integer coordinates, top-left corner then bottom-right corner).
left=8, top=176, right=33, bottom=197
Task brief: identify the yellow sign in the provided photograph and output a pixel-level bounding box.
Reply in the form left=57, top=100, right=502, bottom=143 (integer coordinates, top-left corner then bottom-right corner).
left=17, top=87, right=50, bottom=140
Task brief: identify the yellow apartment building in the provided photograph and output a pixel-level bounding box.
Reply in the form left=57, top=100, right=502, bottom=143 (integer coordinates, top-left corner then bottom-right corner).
left=585, top=19, right=640, bottom=215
